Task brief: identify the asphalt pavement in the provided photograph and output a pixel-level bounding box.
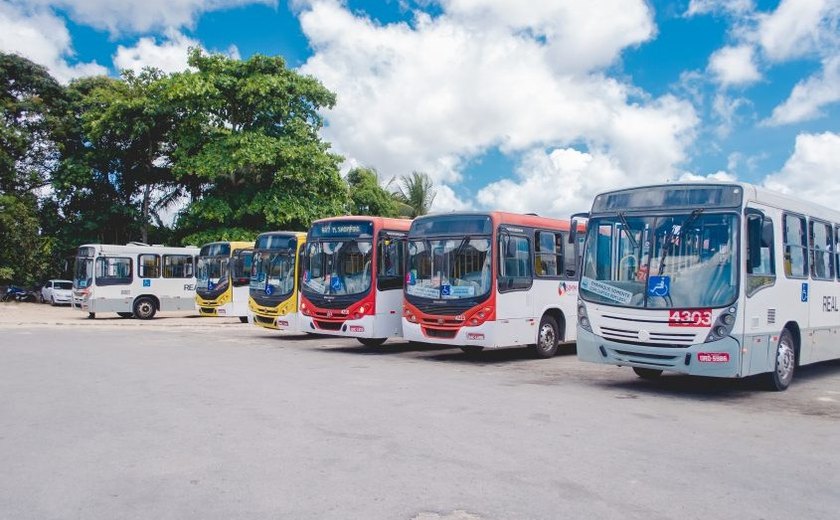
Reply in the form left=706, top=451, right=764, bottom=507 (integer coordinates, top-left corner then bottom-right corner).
left=1, top=304, right=839, bottom=519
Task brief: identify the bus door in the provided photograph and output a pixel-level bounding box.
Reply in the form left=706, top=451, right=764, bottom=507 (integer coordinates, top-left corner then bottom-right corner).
left=497, top=227, right=533, bottom=345
left=743, top=206, right=778, bottom=375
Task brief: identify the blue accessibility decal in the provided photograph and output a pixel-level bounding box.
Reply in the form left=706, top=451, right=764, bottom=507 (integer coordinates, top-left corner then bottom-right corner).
left=647, top=275, right=670, bottom=297
left=801, top=282, right=809, bottom=302
left=142, top=279, right=151, bottom=287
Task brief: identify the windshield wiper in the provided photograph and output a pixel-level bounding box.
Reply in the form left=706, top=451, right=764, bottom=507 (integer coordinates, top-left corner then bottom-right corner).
left=452, top=235, right=471, bottom=260
left=656, top=208, right=704, bottom=276
left=616, top=212, right=638, bottom=251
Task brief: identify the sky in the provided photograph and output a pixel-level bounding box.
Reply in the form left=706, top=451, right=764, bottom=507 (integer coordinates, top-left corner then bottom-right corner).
left=2, top=0, right=839, bottom=217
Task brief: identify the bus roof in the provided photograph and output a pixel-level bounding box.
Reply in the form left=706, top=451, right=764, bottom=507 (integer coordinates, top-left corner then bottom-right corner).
left=200, top=240, right=254, bottom=250
left=78, top=243, right=200, bottom=255
left=413, top=211, right=583, bottom=232
left=310, top=215, right=412, bottom=232
left=589, top=181, right=840, bottom=221
left=255, top=231, right=307, bottom=240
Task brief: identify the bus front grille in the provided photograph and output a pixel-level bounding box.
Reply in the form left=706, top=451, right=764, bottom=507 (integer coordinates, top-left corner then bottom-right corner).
left=254, top=315, right=275, bottom=325
left=600, top=326, right=696, bottom=347
left=314, top=320, right=343, bottom=331
left=423, top=327, right=458, bottom=339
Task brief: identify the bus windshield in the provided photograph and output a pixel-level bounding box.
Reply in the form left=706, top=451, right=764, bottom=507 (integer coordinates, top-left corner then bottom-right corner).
left=74, top=257, right=93, bottom=289
left=406, top=237, right=492, bottom=300
left=303, top=239, right=372, bottom=296
left=580, top=212, right=738, bottom=308
left=196, top=256, right=229, bottom=291
left=251, top=249, right=296, bottom=299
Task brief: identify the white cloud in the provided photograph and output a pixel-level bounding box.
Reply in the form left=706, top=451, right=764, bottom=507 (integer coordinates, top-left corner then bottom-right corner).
left=756, top=0, right=838, bottom=62
left=707, top=45, right=761, bottom=86
left=765, top=55, right=840, bottom=125
left=762, top=132, right=840, bottom=207
left=686, top=0, right=754, bottom=17
left=430, top=184, right=473, bottom=212
left=23, top=0, right=275, bottom=34
left=298, top=0, right=697, bottom=202
left=114, top=31, right=240, bottom=74
left=475, top=148, right=628, bottom=217
left=0, top=2, right=107, bottom=83
left=678, top=170, right=737, bottom=182
left=712, top=93, right=750, bottom=138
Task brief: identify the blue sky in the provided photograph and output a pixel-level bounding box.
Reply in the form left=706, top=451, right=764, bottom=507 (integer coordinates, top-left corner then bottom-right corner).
left=2, top=0, right=839, bottom=215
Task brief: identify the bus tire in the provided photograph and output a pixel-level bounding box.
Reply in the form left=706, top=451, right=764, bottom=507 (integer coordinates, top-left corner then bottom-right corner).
left=117, top=312, right=134, bottom=319
left=766, top=329, right=795, bottom=391
left=633, top=367, right=663, bottom=379
left=357, top=337, right=387, bottom=347
left=460, top=345, right=484, bottom=356
left=133, top=297, right=157, bottom=320
left=531, top=314, right=560, bottom=358
left=239, top=316, right=249, bottom=324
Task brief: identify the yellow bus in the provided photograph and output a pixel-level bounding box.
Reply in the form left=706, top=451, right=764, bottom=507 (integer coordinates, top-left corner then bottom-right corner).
left=195, top=241, right=254, bottom=322
left=249, top=231, right=307, bottom=331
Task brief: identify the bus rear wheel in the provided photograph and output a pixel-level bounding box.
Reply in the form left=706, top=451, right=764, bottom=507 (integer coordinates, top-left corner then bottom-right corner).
left=133, top=297, right=157, bottom=320
left=357, top=337, right=387, bottom=348
left=633, top=367, right=663, bottom=379
left=531, top=315, right=560, bottom=358
left=766, top=329, right=795, bottom=391
left=239, top=316, right=249, bottom=324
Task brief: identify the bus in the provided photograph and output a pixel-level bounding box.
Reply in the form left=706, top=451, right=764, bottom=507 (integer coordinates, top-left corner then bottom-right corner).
left=402, top=212, right=584, bottom=357
left=72, top=242, right=200, bottom=319
left=195, top=241, right=254, bottom=322
left=575, top=182, right=840, bottom=391
left=249, top=231, right=307, bottom=331
left=299, top=216, right=411, bottom=346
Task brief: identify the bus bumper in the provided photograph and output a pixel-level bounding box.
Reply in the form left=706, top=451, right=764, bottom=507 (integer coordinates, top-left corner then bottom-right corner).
left=576, top=328, right=743, bottom=378
left=402, top=320, right=501, bottom=348
left=198, top=301, right=235, bottom=317
left=252, top=311, right=300, bottom=332
left=300, top=314, right=395, bottom=339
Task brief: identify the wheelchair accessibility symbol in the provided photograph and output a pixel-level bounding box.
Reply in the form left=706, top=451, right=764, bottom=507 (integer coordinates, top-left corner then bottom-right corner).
left=647, top=275, right=670, bottom=297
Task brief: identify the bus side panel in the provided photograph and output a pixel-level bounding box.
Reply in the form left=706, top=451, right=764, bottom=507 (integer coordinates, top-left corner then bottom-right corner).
left=806, top=278, right=840, bottom=363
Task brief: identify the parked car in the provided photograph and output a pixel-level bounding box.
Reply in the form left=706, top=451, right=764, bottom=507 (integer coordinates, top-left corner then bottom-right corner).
left=41, top=279, right=73, bottom=305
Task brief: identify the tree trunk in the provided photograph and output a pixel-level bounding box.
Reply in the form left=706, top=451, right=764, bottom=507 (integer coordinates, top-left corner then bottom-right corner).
left=141, top=184, right=151, bottom=244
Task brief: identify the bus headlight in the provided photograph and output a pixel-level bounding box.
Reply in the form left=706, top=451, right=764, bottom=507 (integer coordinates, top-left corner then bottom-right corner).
left=578, top=300, right=592, bottom=332
left=705, top=306, right=737, bottom=343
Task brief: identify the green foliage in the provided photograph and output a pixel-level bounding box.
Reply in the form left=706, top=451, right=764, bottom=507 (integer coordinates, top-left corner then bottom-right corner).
left=393, top=171, right=437, bottom=217
left=0, top=194, right=53, bottom=285
left=347, top=167, right=400, bottom=217
left=167, top=49, right=349, bottom=242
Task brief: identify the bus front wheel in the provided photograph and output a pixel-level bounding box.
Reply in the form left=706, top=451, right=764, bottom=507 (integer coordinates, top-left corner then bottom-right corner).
left=357, top=337, right=387, bottom=348
left=766, top=329, right=795, bottom=391
left=633, top=367, right=663, bottom=379
left=239, top=316, right=249, bottom=324
left=133, top=297, right=157, bottom=320
left=531, top=315, right=560, bottom=358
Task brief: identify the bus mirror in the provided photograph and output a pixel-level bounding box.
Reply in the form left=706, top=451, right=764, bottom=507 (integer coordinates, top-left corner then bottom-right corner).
left=747, top=215, right=763, bottom=270
left=569, top=212, right=588, bottom=244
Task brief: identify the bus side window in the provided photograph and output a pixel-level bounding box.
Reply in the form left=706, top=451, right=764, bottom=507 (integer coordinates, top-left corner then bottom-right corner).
left=138, top=254, right=160, bottom=278
left=783, top=214, right=808, bottom=278
left=746, top=215, right=775, bottom=296
left=163, top=255, right=193, bottom=278
left=809, top=220, right=833, bottom=280
left=535, top=231, right=559, bottom=277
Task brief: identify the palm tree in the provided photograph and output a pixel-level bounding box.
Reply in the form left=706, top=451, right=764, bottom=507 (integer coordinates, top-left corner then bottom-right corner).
left=392, top=171, right=436, bottom=217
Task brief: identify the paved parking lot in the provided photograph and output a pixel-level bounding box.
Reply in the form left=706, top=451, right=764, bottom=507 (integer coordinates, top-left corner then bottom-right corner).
left=1, top=303, right=839, bottom=519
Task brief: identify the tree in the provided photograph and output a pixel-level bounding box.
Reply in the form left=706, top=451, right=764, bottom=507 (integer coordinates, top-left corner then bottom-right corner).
left=393, top=171, right=437, bottom=217
left=167, top=49, right=349, bottom=246
left=347, top=167, right=399, bottom=217
left=0, top=53, right=67, bottom=285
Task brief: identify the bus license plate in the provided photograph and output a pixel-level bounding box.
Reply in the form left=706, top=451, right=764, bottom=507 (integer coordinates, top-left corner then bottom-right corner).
left=697, top=352, right=730, bottom=363
left=668, top=309, right=712, bottom=327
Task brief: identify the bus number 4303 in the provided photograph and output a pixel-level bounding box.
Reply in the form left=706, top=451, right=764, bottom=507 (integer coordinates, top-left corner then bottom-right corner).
left=668, top=309, right=712, bottom=327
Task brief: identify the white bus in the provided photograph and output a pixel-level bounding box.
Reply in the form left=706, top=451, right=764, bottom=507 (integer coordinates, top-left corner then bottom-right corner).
left=402, top=212, right=583, bottom=357
left=72, top=242, right=200, bottom=319
left=575, top=182, right=840, bottom=390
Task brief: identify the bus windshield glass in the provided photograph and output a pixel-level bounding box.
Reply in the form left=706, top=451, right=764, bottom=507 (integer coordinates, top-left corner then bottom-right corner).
left=74, top=257, right=93, bottom=289
left=251, top=249, right=296, bottom=299
left=580, top=212, right=738, bottom=308
left=406, top=238, right=492, bottom=300
left=303, top=239, right=373, bottom=296
left=196, top=256, right=229, bottom=291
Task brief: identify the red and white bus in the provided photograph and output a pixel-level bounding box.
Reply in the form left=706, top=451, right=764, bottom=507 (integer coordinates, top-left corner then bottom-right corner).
left=299, top=216, right=411, bottom=346
left=402, top=212, right=584, bottom=357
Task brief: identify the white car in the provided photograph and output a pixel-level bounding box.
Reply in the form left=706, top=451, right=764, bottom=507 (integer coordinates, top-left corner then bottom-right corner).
left=41, top=279, right=73, bottom=305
